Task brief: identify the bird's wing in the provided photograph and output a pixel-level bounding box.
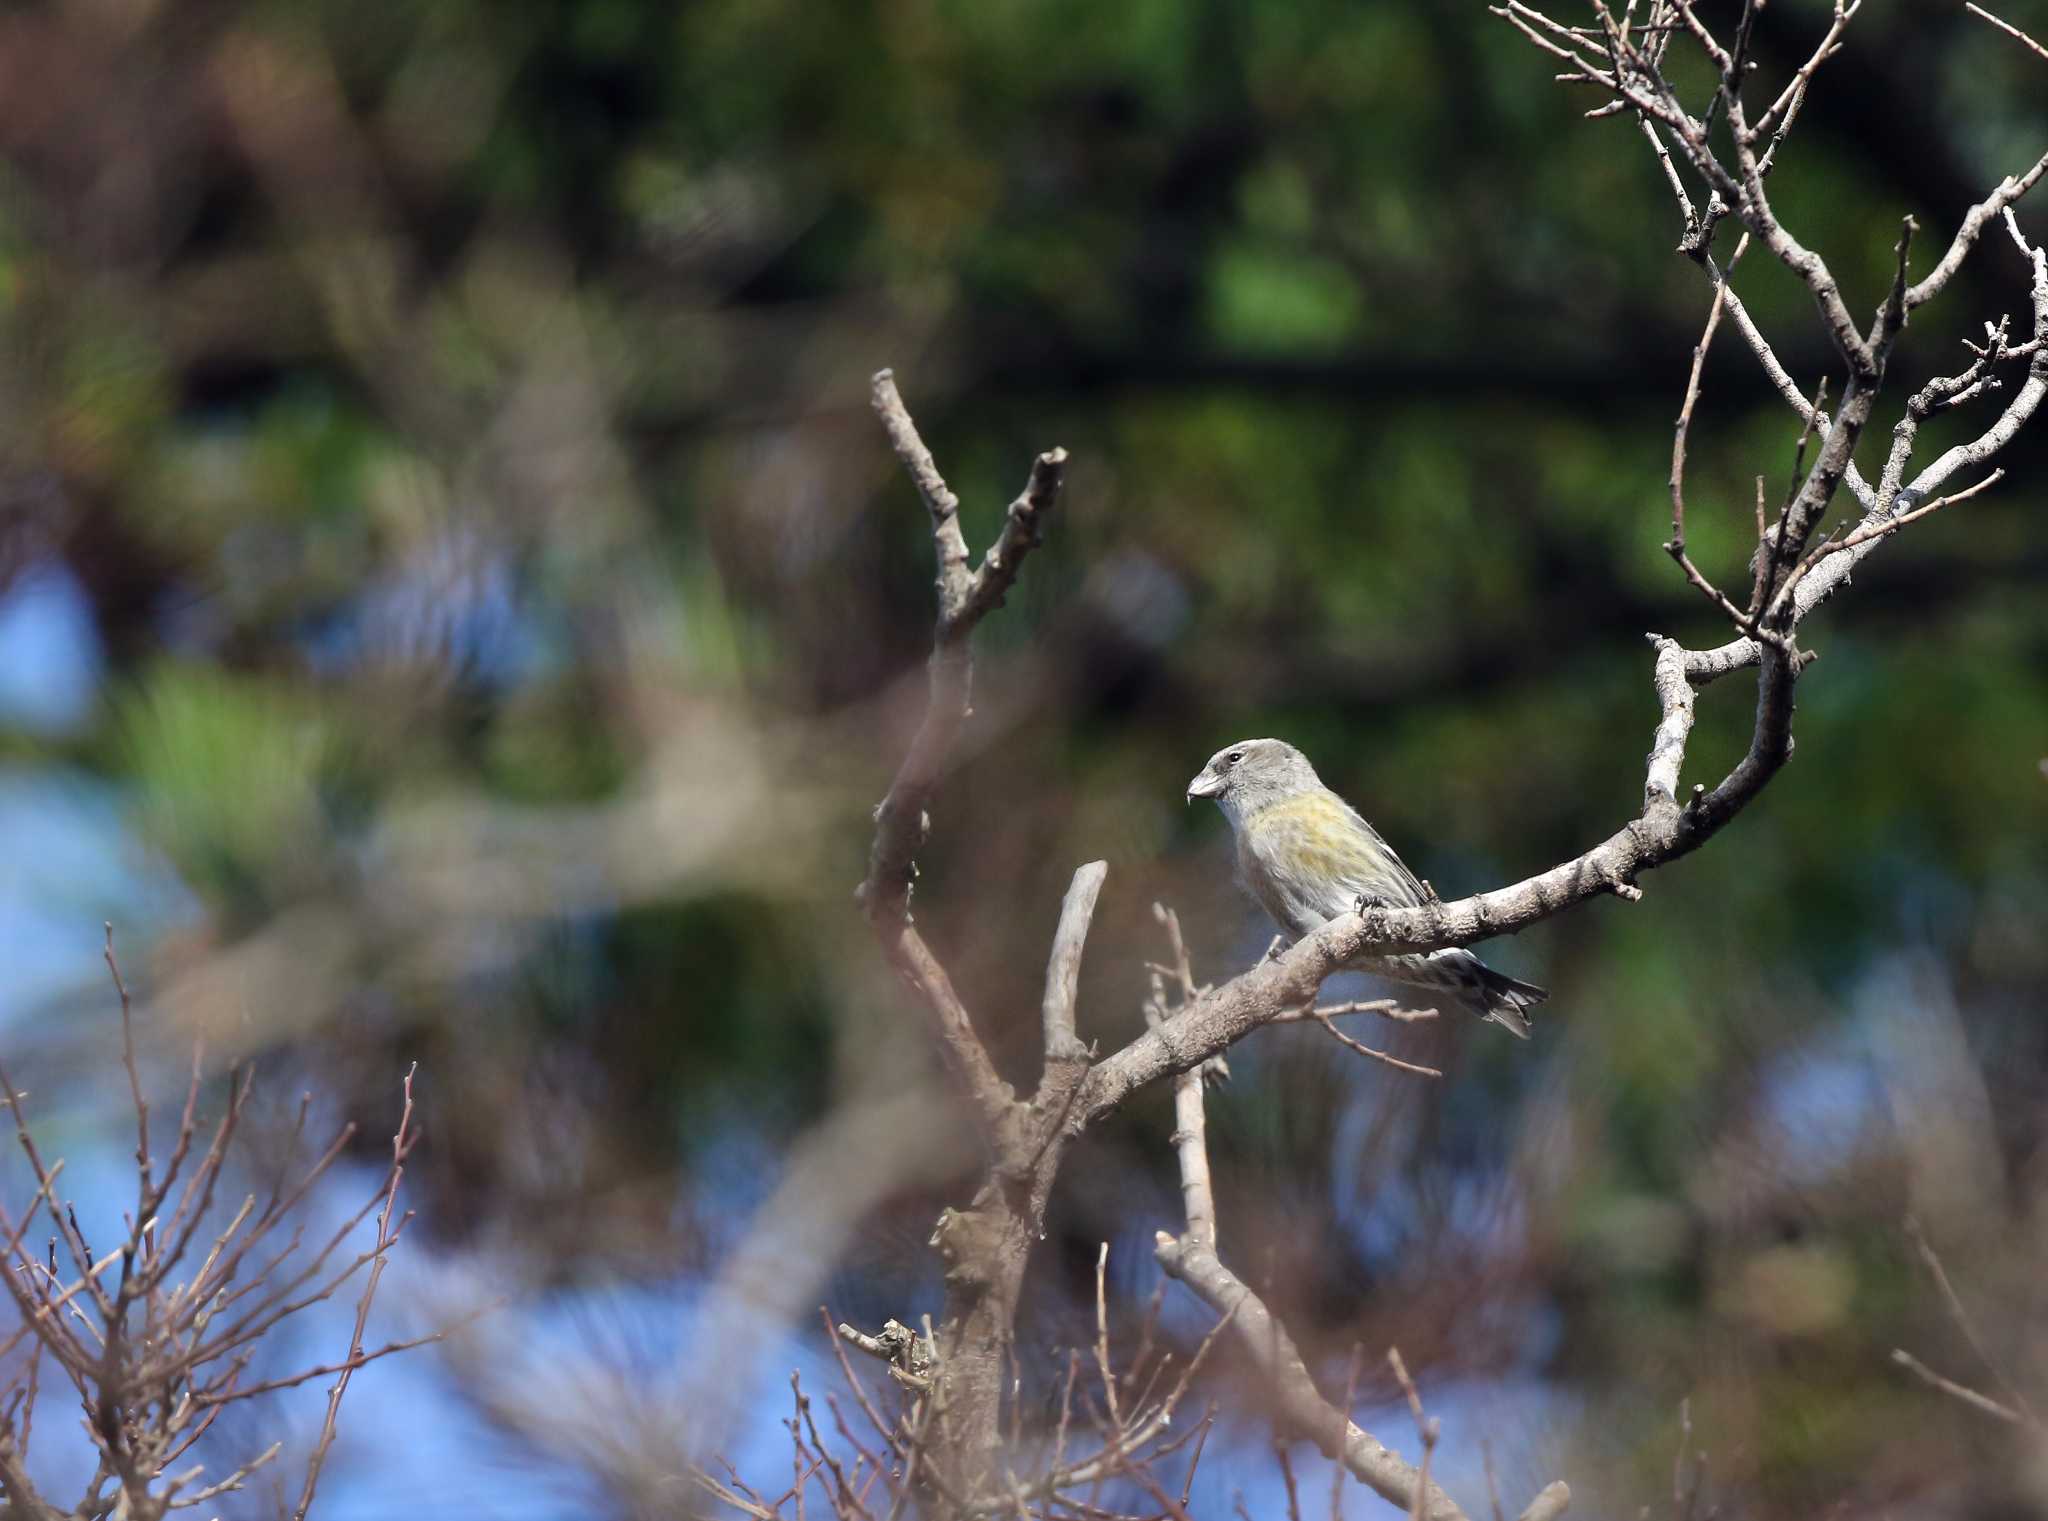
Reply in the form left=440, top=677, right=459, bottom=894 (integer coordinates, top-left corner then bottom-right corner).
left=1327, top=799, right=1430, bottom=909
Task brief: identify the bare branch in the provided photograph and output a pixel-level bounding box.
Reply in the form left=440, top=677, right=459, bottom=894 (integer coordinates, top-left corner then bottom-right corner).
left=1904, top=1216, right=2040, bottom=1429
left=1686, top=211, right=2048, bottom=683
left=1093, top=1243, right=1122, bottom=1434
left=1311, top=1012, right=1443, bottom=1080
left=1910, top=212, right=2048, bottom=494
left=871, top=372, right=970, bottom=614
left=1787, top=470, right=2002, bottom=587
left=106, top=926, right=152, bottom=1208
left=861, top=370, right=1067, bottom=933
left=1270, top=999, right=1437, bottom=1026
left=1643, top=636, right=1697, bottom=810
left=1906, top=151, right=2048, bottom=309
left=1890, top=1349, right=2028, bottom=1426
left=1967, top=2, right=2048, bottom=64
left=860, top=370, right=1114, bottom=1488
left=892, top=920, right=1020, bottom=1129
left=1709, top=278, right=1877, bottom=512
left=1039, top=861, right=1109, bottom=1087
left=1668, top=229, right=1743, bottom=550
left=1165, top=1010, right=1214, bottom=1255
left=1751, top=2, right=1860, bottom=143
left=0, top=1427, right=67, bottom=1521
left=1666, top=231, right=1778, bottom=643
left=292, top=1062, right=419, bottom=1521
left=833, top=12, right=2048, bottom=1506
left=1153, top=1037, right=1571, bottom=1521
left=1155, top=1233, right=1465, bottom=1516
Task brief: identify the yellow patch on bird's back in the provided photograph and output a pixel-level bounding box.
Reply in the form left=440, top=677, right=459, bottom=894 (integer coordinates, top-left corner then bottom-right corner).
left=1244, top=792, right=1366, bottom=878
left=1249, top=793, right=1353, bottom=831
left=1251, top=793, right=1350, bottom=826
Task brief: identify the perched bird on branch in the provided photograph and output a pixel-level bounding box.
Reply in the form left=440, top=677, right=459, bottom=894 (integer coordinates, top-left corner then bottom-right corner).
left=1187, top=738, right=1547, bottom=1037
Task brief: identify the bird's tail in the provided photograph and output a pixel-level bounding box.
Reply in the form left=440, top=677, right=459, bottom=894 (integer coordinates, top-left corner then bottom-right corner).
left=1364, top=950, right=1548, bottom=1039
left=1467, top=960, right=1547, bottom=1039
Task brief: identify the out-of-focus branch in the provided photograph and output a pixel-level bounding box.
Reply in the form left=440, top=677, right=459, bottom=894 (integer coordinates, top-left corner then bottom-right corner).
left=0, top=1428, right=66, bottom=1521
left=1890, top=1350, right=2029, bottom=1427
left=859, top=373, right=1121, bottom=1491
left=1151, top=953, right=1571, bottom=1521
left=292, top=1063, right=419, bottom=1521
left=860, top=371, right=1067, bottom=935
left=859, top=370, right=1071, bottom=1143
left=0, top=939, right=430, bottom=1521
left=889, top=926, right=1018, bottom=1132
left=1892, top=1216, right=2043, bottom=1433
left=1155, top=1217, right=1473, bottom=1516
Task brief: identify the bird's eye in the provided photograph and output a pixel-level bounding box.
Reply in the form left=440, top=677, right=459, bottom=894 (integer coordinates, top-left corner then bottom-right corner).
left=1225, top=751, right=1243, bottom=766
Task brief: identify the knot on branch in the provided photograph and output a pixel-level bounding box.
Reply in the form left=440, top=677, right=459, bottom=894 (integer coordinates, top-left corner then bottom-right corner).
left=929, top=1205, right=1018, bottom=1288
left=834, top=1317, right=935, bottom=1390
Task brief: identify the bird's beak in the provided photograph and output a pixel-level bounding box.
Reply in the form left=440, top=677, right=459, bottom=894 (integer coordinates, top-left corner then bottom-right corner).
left=1186, top=769, right=1223, bottom=802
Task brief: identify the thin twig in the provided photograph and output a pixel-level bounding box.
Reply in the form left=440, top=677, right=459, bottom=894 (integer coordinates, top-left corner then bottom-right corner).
left=1891, top=1349, right=2027, bottom=1425
left=291, top=1063, right=419, bottom=1521
left=1312, top=1013, right=1444, bottom=1080
left=1904, top=1216, right=2040, bottom=1427
left=1094, top=1243, right=1122, bottom=1433
left=1967, top=1, right=2048, bottom=63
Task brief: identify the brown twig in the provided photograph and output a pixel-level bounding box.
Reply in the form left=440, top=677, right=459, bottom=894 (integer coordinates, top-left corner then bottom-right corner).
left=291, top=1063, right=419, bottom=1521
left=1310, top=1012, right=1444, bottom=1080
left=1967, top=1, right=2048, bottom=63
left=1890, top=1349, right=2027, bottom=1426
left=1666, top=228, right=1747, bottom=598
left=1093, top=1243, right=1122, bottom=1434
left=860, top=370, right=1067, bottom=935
left=1333, top=1345, right=1364, bottom=1521
left=1903, top=1216, right=2040, bottom=1428
left=1269, top=999, right=1438, bottom=1026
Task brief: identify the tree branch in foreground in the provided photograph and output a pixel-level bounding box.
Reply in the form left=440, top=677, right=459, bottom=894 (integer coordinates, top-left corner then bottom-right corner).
left=1149, top=912, right=1570, bottom=1521
left=854, top=372, right=1107, bottom=1487
left=0, top=931, right=439, bottom=1521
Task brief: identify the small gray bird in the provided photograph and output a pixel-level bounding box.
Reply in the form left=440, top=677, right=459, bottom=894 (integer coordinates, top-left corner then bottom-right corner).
left=1187, top=738, right=1547, bottom=1037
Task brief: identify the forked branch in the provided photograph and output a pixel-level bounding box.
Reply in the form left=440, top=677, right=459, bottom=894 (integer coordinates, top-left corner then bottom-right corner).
left=1150, top=926, right=1571, bottom=1521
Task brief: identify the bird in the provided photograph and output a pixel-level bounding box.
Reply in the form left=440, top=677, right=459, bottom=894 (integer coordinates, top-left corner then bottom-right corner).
left=1186, top=737, right=1547, bottom=1037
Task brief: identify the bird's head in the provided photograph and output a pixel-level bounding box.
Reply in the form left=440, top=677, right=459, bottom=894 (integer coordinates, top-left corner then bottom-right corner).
left=1186, top=738, right=1321, bottom=821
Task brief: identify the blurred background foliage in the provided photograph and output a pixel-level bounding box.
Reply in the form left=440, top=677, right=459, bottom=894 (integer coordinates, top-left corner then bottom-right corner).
left=0, top=0, right=2045, bottom=1515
